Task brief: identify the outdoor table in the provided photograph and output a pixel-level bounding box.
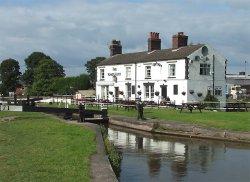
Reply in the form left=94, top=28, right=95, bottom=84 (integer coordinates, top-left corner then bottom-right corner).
left=180, top=102, right=203, bottom=113
left=226, top=102, right=248, bottom=112
left=122, top=104, right=136, bottom=111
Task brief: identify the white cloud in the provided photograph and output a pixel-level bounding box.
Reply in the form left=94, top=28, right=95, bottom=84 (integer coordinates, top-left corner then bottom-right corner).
left=0, top=0, right=249, bottom=75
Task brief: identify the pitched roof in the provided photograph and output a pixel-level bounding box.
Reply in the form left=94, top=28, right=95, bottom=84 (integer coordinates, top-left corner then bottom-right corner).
left=98, top=44, right=204, bottom=66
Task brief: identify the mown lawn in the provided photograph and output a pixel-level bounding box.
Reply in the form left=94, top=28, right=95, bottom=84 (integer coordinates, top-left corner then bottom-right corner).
left=107, top=106, right=250, bottom=132
left=37, top=103, right=250, bottom=132
left=0, top=112, right=96, bottom=182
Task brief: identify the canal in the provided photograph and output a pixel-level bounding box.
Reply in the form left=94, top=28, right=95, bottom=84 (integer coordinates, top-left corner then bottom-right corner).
left=107, top=125, right=250, bottom=182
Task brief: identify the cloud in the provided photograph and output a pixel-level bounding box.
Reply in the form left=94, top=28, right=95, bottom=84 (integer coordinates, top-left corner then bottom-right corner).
left=0, top=0, right=249, bottom=75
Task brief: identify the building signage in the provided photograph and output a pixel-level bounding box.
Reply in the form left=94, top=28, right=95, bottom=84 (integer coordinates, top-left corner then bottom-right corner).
left=108, top=72, right=121, bottom=76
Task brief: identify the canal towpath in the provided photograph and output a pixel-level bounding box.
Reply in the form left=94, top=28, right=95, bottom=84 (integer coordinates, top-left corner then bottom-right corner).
left=68, top=120, right=118, bottom=182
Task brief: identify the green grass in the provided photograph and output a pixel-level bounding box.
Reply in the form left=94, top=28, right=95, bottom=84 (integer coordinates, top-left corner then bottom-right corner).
left=0, top=112, right=96, bottom=182
left=36, top=102, right=250, bottom=132
left=106, top=106, right=250, bottom=132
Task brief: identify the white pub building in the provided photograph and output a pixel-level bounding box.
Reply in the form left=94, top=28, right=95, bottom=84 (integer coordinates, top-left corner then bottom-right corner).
left=96, top=32, right=227, bottom=105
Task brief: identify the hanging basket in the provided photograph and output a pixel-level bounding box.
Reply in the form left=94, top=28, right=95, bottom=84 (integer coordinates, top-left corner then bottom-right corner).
left=155, top=91, right=160, bottom=96
left=197, top=92, right=203, bottom=97
left=189, top=90, right=194, bottom=94
left=181, top=91, right=186, bottom=96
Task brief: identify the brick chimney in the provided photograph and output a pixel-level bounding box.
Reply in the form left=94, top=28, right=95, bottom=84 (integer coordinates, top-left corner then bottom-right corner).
left=109, top=39, right=122, bottom=56
left=148, top=32, right=161, bottom=52
left=172, top=32, right=188, bottom=49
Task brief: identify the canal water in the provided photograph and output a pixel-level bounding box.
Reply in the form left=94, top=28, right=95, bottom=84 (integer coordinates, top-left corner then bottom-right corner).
left=108, top=126, right=250, bottom=182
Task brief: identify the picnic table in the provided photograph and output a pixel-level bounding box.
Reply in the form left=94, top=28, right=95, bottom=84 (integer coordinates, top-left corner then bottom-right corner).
left=225, top=102, right=248, bottom=112
left=180, top=102, right=204, bottom=113
left=122, top=104, right=136, bottom=111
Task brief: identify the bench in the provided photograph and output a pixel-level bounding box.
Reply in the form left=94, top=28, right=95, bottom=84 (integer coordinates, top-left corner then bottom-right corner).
left=180, top=103, right=204, bottom=113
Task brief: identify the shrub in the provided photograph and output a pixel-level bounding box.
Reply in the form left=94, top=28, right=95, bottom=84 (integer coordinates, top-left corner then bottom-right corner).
left=204, top=92, right=219, bottom=108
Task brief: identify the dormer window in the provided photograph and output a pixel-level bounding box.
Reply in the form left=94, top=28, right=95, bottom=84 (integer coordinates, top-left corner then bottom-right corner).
left=145, top=66, right=151, bottom=79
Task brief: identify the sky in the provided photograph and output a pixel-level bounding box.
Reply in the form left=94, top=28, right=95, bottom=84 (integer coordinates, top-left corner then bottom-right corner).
left=0, top=0, right=249, bottom=76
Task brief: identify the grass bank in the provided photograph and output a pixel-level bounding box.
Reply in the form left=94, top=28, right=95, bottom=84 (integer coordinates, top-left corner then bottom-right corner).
left=0, top=112, right=96, bottom=181
left=37, top=103, right=250, bottom=132
left=107, top=107, right=250, bottom=132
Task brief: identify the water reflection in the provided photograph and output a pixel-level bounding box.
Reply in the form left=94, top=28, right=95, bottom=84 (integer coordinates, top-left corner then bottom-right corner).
left=108, top=127, right=250, bottom=182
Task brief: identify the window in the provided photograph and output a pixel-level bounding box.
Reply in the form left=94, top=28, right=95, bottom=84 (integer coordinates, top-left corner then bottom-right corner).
left=200, top=64, right=210, bottom=75
left=145, top=84, right=154, bottom=98
left=150, top=84, right=154, bottom=98
left=113, top=76, right=117, bottom=83
left=100, top=69, right=105, bottom=80
left=215, top=87, right=222, bottom=96
left=173, top=85, right=178, bottom=95
left=169, top=64, right=176, bottom=77
left=126, top=67, right=131, bottom=79
left=132, top=85, right=135, bottom=94
left=215, top=90, right=222, bottom=96
left=126, top=83, right=132, bottom=98
left=145, top=85, right=150, bottom=98
left=145, top=66, right=151, bottom=78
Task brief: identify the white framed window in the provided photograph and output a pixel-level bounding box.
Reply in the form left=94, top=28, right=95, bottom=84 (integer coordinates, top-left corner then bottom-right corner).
left=100, top=69, right=105, bottom=80
left=126, top=67, right=131, bottom=79
left=145, top=66, right=151, bottom=78
left=200, top=64, right=211, bottom=75
left=145, top=84, right=154, bottom=98
left=145, top=85, right=150, bottom=98
left=126, top=83, right=132, bottom=98
left=150, top=84, right=154, bottom=98
left=169, top=64, right=176, bottom=77
left=173, top=85, right=178, bottom=95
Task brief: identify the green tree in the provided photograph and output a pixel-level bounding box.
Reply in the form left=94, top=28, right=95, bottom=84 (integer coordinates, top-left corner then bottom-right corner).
left=32, top=59, right=65, bottom=96
left=85, top=57, right=105, bottom=88
left=52, top=74, right=90, bottom=95
left=0, top=58, right=21, bottom=96
left=22, top=52, right=51, bottom=86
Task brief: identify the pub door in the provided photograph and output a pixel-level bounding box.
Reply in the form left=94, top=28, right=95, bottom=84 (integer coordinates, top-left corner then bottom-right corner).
left=161, top=85, right=167, bottom=100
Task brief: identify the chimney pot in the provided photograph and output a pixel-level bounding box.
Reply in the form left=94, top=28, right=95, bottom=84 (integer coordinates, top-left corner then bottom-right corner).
left=148, top=32, right=161, bottom=52
left=172, top=32, right=188, bottom=49
left=109, top=39, right=122, bottom=56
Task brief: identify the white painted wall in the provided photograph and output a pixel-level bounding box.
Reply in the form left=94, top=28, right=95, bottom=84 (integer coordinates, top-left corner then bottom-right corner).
left=96, top=44, right=226, bottom=106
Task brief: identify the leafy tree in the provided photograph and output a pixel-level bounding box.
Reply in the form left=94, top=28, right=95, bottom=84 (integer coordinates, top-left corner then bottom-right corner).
left=52, top=74, right=90, bottom=95
left=22, top=52, right=51, bottom=86
left=31, top=58, right=65, bottom=96
left=85, top=57, right=105, bottom=88
left=0, top=58, right=21, bottom=96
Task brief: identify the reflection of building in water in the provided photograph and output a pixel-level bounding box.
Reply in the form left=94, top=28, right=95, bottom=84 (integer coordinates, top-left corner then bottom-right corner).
left=108, top=129, right=186, bottom=155
left=108, top=129, right=226, bottom=181
left=147, top=153, right=162, bottom=177
left=171, top=145, right=188, bottom=181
